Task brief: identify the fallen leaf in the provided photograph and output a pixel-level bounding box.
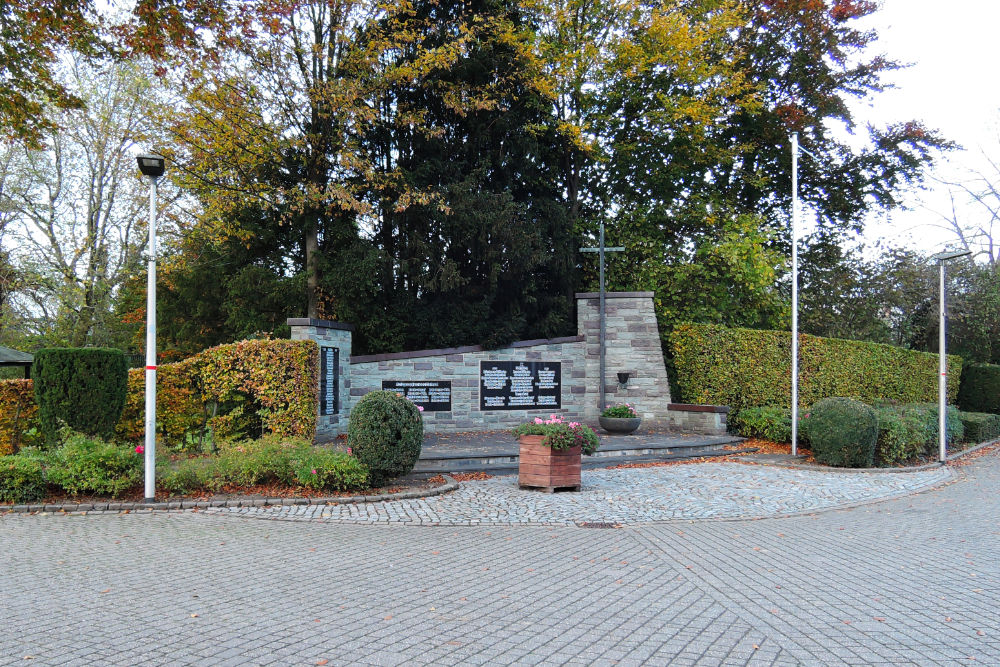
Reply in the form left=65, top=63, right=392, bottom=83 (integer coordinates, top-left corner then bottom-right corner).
left=316, top=660, right=329, bottom=665
left=946, top=617, right=953, bottom=622
left=843, top=621, right=852, bottom=625
left=753, top=644, right=760, bottom=650
left=977, top=630, right=985, bottom=636
left=99, top=589, right=110, bottom=594
left=874, top=617, right=886, bottom=622
left=446, top=641, right=461, bottom=646
left=190, top=614, right=198, bottom=618
left=383, top=615, right=392, bottom=621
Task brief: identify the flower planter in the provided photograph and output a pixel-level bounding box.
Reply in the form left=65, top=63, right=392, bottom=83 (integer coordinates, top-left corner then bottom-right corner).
left=599, top=416, right=641, bottom=434
left=518, top=436, right=581, bottom=492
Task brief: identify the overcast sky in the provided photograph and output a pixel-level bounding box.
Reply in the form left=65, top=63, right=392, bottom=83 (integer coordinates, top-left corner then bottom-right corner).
left=849, top=0, right=1000, bottom=257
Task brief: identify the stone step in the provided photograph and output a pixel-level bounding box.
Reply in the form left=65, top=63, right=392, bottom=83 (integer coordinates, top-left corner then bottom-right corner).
left=413, top=436, right=744, bottom=474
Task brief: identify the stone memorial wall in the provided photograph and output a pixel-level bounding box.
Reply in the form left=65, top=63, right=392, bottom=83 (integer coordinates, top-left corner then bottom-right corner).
left=287, top=292, right=676, bottom=438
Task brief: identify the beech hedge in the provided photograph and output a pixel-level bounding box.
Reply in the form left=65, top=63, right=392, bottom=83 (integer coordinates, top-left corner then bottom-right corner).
left=670, top=323, right=961, bottom=412
left=0, top=338, right=319, bottom=450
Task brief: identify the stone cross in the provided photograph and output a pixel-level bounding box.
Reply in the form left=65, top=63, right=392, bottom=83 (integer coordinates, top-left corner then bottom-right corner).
left=580, top=220, right=625, bottom=413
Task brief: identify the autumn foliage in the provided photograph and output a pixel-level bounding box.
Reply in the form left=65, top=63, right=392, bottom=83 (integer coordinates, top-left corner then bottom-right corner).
left=0, top=338, right=318, bottom=451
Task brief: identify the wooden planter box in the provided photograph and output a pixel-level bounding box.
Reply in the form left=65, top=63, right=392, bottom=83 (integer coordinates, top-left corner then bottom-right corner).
left=518, top=436, right=581, bottom=492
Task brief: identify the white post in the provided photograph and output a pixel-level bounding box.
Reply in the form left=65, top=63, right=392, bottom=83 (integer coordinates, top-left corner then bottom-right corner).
left=938, top=260, right=947, bottom=463
left=144, top=175, right=158, bottom=502
left=791, top=132, right=799, bottom=456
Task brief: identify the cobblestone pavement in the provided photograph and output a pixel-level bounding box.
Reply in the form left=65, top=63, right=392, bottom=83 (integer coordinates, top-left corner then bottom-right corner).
left=2, top=456, right=997, bottom=666
left=202, top=462, right=953, bottom=525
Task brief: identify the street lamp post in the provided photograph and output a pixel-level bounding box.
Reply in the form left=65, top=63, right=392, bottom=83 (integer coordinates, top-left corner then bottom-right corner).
left=137, top=153, right=165, bottom=503
left=932, top=248, right=972, bottom=463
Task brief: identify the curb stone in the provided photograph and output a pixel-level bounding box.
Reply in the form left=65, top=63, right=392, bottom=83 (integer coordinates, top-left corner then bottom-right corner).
left=0, top=475, right=460, bottom=515
left=740, top=437, right=1000, bottom=473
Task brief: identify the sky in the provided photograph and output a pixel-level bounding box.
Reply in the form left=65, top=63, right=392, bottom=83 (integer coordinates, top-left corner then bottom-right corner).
left=849, top=0, right=1000, bottom=258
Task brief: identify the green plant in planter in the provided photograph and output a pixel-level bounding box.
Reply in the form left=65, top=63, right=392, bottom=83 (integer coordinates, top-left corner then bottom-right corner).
left=601, top=403, right=638, bottom=419
left=513, top=415, right=600, bottom=455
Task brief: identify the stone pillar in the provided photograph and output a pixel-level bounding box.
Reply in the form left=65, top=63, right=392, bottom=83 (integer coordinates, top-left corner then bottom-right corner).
left=576, top=292, right=672, bottom=424
left=287, top=318, right=353, bottom=442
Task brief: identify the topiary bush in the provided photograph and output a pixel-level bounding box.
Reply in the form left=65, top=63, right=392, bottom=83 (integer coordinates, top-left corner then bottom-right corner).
left=958, top=411, right=1000, bottom=445
left=47, top=432, right=142, bottom=497
left=32, top=348, right=128, bottom=445
left=958, top=363, right=1000, bottom=415
left=730, top=406, right=792, bottom=443
left=347, top=390, right=423, bottom=487
left=801, top=397, right=878, bottom=468
left=0, top=453, right=47, bottom=504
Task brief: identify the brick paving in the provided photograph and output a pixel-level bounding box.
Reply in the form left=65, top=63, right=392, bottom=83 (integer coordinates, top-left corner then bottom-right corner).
left=1, top=456, right=997, bottom=666
left=202, top=462, right=953, bottom=525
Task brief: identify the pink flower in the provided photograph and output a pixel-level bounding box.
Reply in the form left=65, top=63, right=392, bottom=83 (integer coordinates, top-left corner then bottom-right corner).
left=135, top=445, right=144, bottom=454
left=417, top=405, right=424, bottom=412
left=534, top=417, right=544, bottom=424
left=347, top=447, right=353, bottom=455
left=569, top=422, right=580, bottom=428
left=311, top=469, right=317, bottom=475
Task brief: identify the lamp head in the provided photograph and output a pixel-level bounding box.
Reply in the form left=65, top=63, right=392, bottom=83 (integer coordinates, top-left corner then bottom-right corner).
left=137, top=153, right=165, bottom=178
left=931, top=249, right=972, bottom=262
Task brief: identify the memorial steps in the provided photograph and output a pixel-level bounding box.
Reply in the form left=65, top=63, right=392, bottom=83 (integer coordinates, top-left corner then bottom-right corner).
left=412, top=433, right=747, bottom=475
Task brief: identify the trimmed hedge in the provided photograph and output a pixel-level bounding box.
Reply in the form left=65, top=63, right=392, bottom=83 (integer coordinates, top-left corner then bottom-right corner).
left=670, top=324, right=961, bottom=412
left=47, top=432, right=142, bottom=497
left=4, top=339, right=319, bottom=451
left=959, top=411, right=1000, bottom=444
left=32, top=348, right=127, bottom=444
left=0, top=380, right=40, bottom=455
left=958, top=363, right=1000, bottom=415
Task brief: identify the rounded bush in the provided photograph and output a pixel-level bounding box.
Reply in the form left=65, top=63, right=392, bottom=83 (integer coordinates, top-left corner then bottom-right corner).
left=32, top=348, right=127, bottom=445
left=0, top=454, right=47, bottom=504
left=347, top=391, right=423, bottom=487
left=874, top=407, right=925, bottom=466
left=802, top=397, right=878, bottom=468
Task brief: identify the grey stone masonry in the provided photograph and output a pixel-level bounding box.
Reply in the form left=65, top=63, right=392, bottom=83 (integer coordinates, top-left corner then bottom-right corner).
left=576, top=292, right=673, bottom=424
left=287, top=318, right=353, bottom=442
left=288, top=293, right=696, bottom=438
left=667, top=403, right=729, bottom=436
left=350, top=337, right=588, bottom=434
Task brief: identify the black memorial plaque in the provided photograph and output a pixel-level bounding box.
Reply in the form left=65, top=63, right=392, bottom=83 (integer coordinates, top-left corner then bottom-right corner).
left=382, top=380, right=452, bottom=412
left=320, top=346, right=339, bottom=415
left=479, top=361, right=561, bottom=410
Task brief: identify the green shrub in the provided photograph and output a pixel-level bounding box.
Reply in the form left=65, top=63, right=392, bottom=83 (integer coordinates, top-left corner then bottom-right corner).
left=958, top=363, right=1000, bottom=415
left=0, top=454, right=47, bottom=504
left=48, top=432, right=141, bottom=497
left=874, top=407, right=926, bottom=466
left=730, top=406, right=792, bottom=443
left=958, top=412, right=1000, bottom=444
left=916, top=404, right=964, bottom=454
left=347, top=390, right=423, bottom=487
left=670, top=323, right=961, bottom=412
left=214, top=434, right=311, bottom=487
left=801, top=397, right=878, bottom=468
left=157, top=456, right=216, bottom=496
left=32, top=348, right=128, bottom=445
left=293, top=449, right=369, bottom=491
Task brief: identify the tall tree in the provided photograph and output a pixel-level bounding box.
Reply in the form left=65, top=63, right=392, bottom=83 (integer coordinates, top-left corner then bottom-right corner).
left=0, top=58, right=154, bottom=347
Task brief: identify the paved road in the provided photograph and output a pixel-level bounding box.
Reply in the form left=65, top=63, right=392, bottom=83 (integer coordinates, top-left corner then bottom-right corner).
left=1, top=455, right=998, bottom=666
